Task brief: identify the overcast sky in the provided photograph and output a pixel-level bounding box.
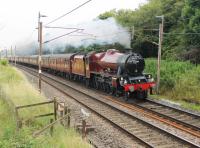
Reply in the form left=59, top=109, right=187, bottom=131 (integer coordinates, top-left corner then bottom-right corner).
left=0, top=0, right=147, bottom=50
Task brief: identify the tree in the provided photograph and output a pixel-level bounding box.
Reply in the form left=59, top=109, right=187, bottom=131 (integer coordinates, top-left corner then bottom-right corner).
left=99, top=9, right=117, bottom=20
left=182, top=0, right=200, bottom=48
left=98, top=0, right=200, bottom=63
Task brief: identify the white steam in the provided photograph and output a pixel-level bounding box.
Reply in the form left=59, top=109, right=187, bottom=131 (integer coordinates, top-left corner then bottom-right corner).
left=45, top=17, right=130, bottom=48
left=17, top=17, right=131, bottom=55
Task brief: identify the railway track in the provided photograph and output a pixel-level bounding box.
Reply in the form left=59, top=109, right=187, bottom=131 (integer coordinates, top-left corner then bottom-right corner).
left=15, top=64, right=200, bottom=147
left=135, top=99, right=200, bottom=131
left=100, top=95, right=200, bottom=139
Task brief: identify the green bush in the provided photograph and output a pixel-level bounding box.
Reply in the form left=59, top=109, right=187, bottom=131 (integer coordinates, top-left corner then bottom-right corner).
left=145, top=58, right=200, bottom=103
left=0, top=59, right=8, bottom=66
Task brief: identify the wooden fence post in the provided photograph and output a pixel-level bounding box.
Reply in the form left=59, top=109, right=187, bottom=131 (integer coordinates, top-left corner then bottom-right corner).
left=67, top=108, right=70, bottom=128
left=50, top=118, right=54, bottom=136
left=15, top=107, right=22, bottom=130
left=64, top=106, right=70, bottom=128
left=64, top=106, right=67, bottom=128
left=82, top=119, right=86, bottom=140
left=60, top=110, right=64, bottom=125
left=54, top=97, right=57, bottom=120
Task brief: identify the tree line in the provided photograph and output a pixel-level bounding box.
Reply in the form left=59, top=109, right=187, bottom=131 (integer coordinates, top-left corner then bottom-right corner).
left=99, top=0, right=200, bottom=63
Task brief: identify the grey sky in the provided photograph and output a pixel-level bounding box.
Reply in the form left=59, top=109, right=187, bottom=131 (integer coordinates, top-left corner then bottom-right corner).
left=0, top=0, right=147, bottom=49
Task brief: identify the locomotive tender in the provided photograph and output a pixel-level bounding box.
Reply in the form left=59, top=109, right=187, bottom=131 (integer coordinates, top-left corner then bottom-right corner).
left=10, top=49, right=155, bottom=100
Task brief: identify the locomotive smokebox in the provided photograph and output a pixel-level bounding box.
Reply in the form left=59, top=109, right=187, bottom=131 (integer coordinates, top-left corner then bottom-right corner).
left=117, top=53, right=145, bottom=75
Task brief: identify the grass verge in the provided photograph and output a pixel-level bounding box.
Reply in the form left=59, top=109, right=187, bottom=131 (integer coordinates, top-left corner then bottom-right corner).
left=150, top=94, right=200, bottom=112
left=0, top=60, right=90, bottom=148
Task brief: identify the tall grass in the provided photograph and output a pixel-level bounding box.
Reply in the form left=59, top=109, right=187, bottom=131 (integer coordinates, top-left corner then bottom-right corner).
left=0, top=62, right=51, bottom=119
left=145, top=59, right=200, bottom=104
left=0, top=61, right=90, bottom=148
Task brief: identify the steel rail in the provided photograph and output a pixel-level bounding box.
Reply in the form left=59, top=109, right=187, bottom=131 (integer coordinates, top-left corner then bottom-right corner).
left=135, top=99, right=200, bottom=131
left=146, top=98, right=200, bottom=118
left=101, top=95, right=200, bottom=138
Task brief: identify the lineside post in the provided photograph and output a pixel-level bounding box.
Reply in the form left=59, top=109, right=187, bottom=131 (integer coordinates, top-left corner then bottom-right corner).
left=38, top=21, right=43, bottom=93
left=156, top=15, right=164, bottom=94
left=37, top=12, right=47, bottom=93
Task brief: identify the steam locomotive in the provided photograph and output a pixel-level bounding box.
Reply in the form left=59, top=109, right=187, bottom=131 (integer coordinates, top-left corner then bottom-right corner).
left=10, top=49, right=155, bottom=100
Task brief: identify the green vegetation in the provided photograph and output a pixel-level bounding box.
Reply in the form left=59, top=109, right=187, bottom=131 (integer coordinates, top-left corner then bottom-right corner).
left=145, top=59, right=200, bottom=105
left=99, top=0, right=200, bottom=63
left=0, top=59, right=8, bottom=66
left=0, top=60, right=90, bottom=148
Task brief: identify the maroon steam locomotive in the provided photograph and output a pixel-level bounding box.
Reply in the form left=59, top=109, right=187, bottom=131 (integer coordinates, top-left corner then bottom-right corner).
left=11, top=49, right=155, bottom=100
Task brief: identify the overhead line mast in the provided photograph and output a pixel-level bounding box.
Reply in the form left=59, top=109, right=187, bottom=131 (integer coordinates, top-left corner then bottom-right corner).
left=156, top=15, right=164, bottom=94
left=38, top=12, right=47, bottom=93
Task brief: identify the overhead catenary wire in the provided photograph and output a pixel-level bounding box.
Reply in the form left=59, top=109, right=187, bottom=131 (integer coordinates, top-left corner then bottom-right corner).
left=43, top=29, right=82, bottom=44
left=164, top=17, right=191, bottom=24
left=46, top=0, right=93, bottom=25
left=69, top=34, right=93, bottom=37
left=95, top=31, right=129, bottom=38
left=75, top=31, right=95, bottom=37
left=94, top=28, right=158, bottom=38
left=164, top=32, right=200, bottom=35
left=44, top=26, right=84, bottom=30
left=44, top=26, right=95, bottom=36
